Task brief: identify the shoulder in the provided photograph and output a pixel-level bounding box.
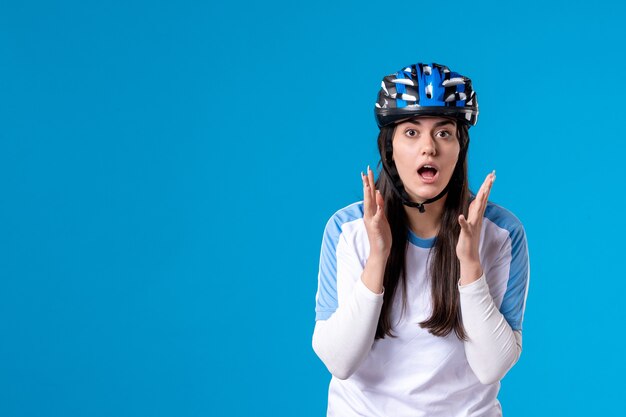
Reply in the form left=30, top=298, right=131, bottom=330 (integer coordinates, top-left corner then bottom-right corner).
left=482, top=201, right=529, bottom=264
left=321, top=201, right=367, bottom=253
left=483, top=200, right=525, bottom=236
left=324, top=201, right=365, bottom=232
left=319, top=201, right=369, bottom=268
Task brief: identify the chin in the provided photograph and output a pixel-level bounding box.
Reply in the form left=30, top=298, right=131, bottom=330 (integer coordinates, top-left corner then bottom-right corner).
left=406, top=185, right=444, bottom=202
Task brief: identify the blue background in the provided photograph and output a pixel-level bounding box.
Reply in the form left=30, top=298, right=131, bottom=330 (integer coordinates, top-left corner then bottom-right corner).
left=1, top=0, right=625, bottom=416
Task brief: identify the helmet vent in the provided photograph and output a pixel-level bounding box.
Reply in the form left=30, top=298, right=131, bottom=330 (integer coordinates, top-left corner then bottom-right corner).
left=445, top=92, right=467, bottom=102
left=381, top=80, right=389, bottom=94
left=392, top=78, right=416, bottom=86
left=442, top=77, right=465, bottom=87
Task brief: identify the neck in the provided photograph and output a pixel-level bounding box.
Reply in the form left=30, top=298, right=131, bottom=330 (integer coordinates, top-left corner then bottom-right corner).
left=404, top=194, right=447, bottom=239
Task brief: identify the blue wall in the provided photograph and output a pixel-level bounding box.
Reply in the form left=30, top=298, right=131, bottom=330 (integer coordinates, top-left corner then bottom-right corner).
left=1, top=1, right=624, bottom=415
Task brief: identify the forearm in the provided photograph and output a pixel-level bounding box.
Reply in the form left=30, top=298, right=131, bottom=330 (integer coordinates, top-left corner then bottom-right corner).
left=312, top=257, right=386, bottom=380
left=458, top=274, right=522, bottom=385
left=359, top=253, right=387, bottom=294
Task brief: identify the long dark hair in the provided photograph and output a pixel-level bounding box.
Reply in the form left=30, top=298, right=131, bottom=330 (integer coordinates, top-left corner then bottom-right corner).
left=373, top=122, right=471, bottom=341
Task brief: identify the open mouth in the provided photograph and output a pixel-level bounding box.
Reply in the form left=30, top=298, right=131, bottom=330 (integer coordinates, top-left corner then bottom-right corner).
left=417, top=166, right=438, bottom=182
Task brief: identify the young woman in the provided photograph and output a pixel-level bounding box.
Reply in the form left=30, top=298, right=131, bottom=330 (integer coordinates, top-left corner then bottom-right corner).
left=312, top=62, right=530, bottom=417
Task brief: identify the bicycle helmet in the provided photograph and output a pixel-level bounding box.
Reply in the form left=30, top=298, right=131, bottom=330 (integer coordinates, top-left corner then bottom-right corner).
left=375, top=63, right=478, bottom=128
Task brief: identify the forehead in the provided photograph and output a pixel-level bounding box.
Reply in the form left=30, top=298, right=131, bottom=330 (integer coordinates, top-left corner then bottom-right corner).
left=397, top=116, right=457, bottom=127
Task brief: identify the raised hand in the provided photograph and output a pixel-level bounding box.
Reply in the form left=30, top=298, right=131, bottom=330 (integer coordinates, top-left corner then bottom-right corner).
left=456, top=171, right=495, bottom=281
left=361, top=166, right=392, bottom=260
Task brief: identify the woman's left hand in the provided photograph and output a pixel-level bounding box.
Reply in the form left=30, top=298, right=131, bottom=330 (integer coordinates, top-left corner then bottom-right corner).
left=456, top=171, right=496, bottom=270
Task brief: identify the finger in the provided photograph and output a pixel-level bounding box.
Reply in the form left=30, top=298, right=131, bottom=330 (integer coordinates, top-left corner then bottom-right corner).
left=467, top=194, right=481, bottom=224
left=481, top=171, right=493, bottom=201
left=473, top=171, right=495, bottom=226
left=478, top=172, right=491, bottom=200
left=469, top=171, right=494, bottom=223
left=375, top=189, right=384, bottom=208
left=375, top=190, right=385, bottom=218
left=362, top=171, right=373, bottom=217
left=485, top=169, right=496, bottom=201
left=458, top=214, right=469, bottom=231
left=367, top=165, right=376, bottom=203
left=469, top=176, right=488, bottom=214
left=471, top=175, right=489, bottom=220
left=480, top=171, right=495, bottom=210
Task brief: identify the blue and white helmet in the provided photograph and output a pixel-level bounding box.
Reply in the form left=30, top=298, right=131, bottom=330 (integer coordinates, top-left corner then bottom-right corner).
left=374, top=62, right=478, bottom=128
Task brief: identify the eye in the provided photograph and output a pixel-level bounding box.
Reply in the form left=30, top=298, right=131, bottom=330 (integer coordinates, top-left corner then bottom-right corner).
left=436, top=130, right=453, bottom=139
left=405, top=129, right=418, bottom=137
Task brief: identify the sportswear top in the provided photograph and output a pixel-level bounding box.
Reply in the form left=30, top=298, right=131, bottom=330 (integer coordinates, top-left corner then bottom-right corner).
left=312, top=200, right=530, bottom=417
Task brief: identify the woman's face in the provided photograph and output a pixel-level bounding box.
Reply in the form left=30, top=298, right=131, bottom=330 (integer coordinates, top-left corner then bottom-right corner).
left=392, top=116, right=461, bottom=203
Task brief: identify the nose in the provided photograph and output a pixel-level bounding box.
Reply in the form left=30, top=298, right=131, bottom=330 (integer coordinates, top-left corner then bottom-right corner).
left=420, top=136, right=436, bottom=156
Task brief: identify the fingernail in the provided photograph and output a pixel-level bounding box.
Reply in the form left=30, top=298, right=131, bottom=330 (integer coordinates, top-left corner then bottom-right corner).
left=367, top=165, right=370, bottom=173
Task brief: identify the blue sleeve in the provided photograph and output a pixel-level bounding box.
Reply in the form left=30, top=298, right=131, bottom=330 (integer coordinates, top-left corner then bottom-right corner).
left=314, top=203, right=365, bottom=321
left=314, top=215, right=342, bottom=321
left=499, top=223, right=530, bottom=331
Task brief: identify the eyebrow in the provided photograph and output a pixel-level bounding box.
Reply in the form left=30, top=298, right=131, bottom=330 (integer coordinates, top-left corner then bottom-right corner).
left=406, top=119, right=456, bottom=128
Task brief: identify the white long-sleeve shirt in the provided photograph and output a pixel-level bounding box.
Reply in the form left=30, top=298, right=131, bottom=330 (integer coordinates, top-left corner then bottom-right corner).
left=312, top=200, right=530, bottom=417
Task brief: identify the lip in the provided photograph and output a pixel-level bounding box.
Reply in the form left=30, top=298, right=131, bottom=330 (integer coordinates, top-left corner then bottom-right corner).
left=416, top=161, right=439, bottom=184
left=417, top=161, right=440, bottom=171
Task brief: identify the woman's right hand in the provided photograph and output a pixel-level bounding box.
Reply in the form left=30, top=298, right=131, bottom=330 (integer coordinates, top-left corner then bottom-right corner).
left=361, top=166, right=392, bottom=260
